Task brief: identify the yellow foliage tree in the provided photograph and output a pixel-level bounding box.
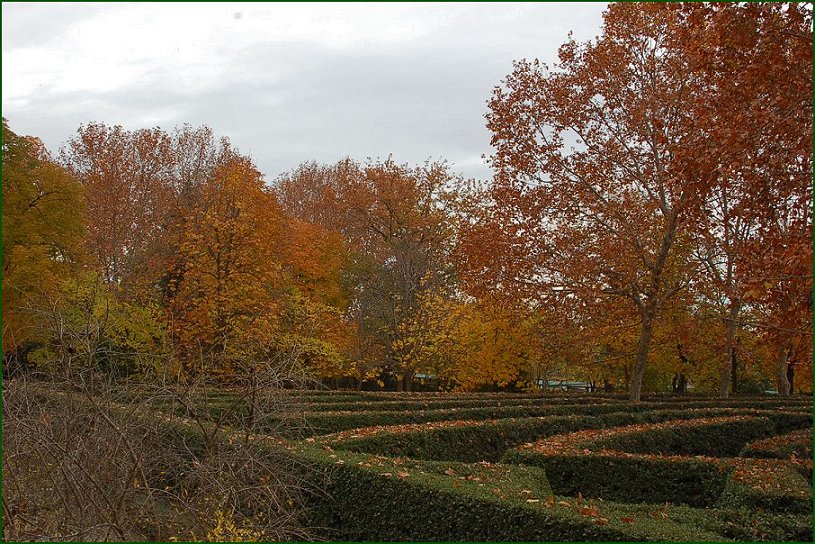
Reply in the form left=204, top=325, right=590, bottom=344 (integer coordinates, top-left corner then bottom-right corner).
left=2, top=119, right=86, bottom=354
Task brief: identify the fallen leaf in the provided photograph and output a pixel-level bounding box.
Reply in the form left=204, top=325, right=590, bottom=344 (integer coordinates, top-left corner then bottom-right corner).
left=580, top=506, right=599, bottom=517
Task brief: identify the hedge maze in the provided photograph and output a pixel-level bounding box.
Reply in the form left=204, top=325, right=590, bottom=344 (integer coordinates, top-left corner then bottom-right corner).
left=282, top=392, right=813, bottom=542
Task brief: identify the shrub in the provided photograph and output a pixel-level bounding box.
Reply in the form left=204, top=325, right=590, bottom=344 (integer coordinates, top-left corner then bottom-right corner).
left=502, top=416, right=809, bottom=510
left=302, top=395, right=624, bottom=413
left=589, top=417, right=776, bottom=457
left=1, top=376, right=315, bottom=542
left=324, top=409, right=810, bottom=462
left=503, top=450, right=730, bottom=507
left=718, top=461, right=812, bottom=514
left=741, top=427, right=813, bottom=460
left=296, top=445, right=726, bottom=542
left=292, top=398, right=810, bottom=437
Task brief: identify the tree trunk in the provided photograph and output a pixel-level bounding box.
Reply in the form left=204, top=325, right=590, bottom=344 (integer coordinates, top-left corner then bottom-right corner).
left=402, top=372, right=413, bottom=392
left=776, top=348, right=791, bottom=396
left=629, top=313, right=656, bottom=401
left=786, top=363, right=795, bottom=395
left=719, top=302, right=742, bottom=399
left=730, top=346, right=738, bottom=394
left=718, top=365, right=730, bottom=399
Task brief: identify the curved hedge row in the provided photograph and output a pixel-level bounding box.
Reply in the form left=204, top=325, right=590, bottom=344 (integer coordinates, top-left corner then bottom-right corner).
left=295, top=444, right=729, bottom=542
left=292, top=398, right=812, bottom=437
left=742, top=427, right=813, bottom=460
left=502, top=416, right=812, bottom=512
left=319, top=408, right=811, bottom=462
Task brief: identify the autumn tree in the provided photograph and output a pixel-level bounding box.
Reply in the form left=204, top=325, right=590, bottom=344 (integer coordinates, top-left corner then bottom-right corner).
left=2, top=119, right=86, bottom=359
left=277, top=218, right=356, bottom=382
left=275, top=159, right=359, bottom=234
left=468, top=4, right=710, bottom=400
left=60, top=123, right=237, bottom=304
left=675, top=3, right=813, bottom=397
left=61, top=123, right=176, bottom=292
left=167, top=156, right=286, bottom=374
left=276, top=158, right=462, bottom=390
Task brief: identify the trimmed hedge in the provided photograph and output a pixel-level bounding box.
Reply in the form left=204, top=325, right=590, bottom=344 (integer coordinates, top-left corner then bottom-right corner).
left=296, top=445, right=728, bottom=542
left=718, top=461, right=812, bottom=514
left=325, top=409, right=811, bottom=462
left=590, top=417, right=776, bottom=457
left=301, top=396, right=626, bottom=413
left=502, top=416, right=812, bottom=511
left=713, top=509, right=814, bottom=542
left=741, top=427, right=813, bottom=460
left=293, top=399, right=811, bottom=437
left=504, top=450, right=730, bottom=507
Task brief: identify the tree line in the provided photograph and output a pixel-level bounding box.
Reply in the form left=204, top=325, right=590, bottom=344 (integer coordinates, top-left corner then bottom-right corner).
left=2, top=3, right=811, bottom=399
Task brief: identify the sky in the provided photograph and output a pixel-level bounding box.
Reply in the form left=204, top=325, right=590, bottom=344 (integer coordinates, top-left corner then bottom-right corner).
left=3, top=2, right=606, bottom=182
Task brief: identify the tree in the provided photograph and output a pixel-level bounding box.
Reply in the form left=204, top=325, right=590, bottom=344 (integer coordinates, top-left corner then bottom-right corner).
left=472, top=4, right=705, bottom=400
left=61, top=123, right=175, bottom=290
left=676, top=3, right=813, bottom=397
left=2, top=119, right=86, bottom=357
left=61, top=123, right=236, bottom=305
left=277, top=218, right=356, bottom=383
left=167, top=156, right=286, bottom=374
left=275, top=158, right=462, bottom=391
left=341, top=160, right=461, bottom=390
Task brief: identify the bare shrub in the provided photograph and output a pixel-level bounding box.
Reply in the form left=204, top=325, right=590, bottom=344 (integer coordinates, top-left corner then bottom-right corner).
left=2, top=362, right=321, bottom=541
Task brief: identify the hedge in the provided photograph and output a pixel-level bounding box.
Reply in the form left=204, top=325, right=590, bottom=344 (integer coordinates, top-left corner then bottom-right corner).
left=718, top=461, right=812, bottom=514
left=502, top=416, right=811, bottom=510
left=741, top=427, right=813, bottom=460
left=503, top=450, right=731, bottom=507
left=295, top=445, right=728, bottom=542
left=301, top=395, right=626, bottom=413
left=322, top=408, right=811, bottom=462
left=290, top=399, right=811, bottom=437
left=589, top=417, right=777, bottom=457
left=712, top=509, right=814, bottom=542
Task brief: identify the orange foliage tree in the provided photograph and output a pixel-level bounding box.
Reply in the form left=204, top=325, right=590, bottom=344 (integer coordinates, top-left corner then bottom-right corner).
left=61, top=123, right=175, bottom=291
left=676, top=3, right=813, bottom=396
left=468, top=4, right=705, bottom=400
left=276, top=158, right=462, bottom=390
left=167, top=157, right=285, bottom=374
left=464, top=3, right=811, bottom=399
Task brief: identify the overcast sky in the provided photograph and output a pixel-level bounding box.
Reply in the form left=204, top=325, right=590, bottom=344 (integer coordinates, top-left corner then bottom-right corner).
left=3, top=2, right=606, bottom=182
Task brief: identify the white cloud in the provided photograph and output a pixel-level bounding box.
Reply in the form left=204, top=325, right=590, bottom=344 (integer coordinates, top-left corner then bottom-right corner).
left=2, top=2, right=606, bottom=181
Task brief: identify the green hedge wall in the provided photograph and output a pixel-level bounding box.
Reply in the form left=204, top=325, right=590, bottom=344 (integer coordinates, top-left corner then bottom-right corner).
left=292, top=399, right=811, bottom=437
left=327, top=409, right=812, bottom=462
left=741, top=427, right=814, bottom=460
left=501, top=417, right=810, bottom=510
left=713, top=509, right=814, bottom=542
left=502, top=450, right=730, bottom=507
left=296, top=446, right=727, bottom=542
left=718, top=463, right=812, bottom=514
left=590, top=417, right=776, bottom=457
left=302, top=396, right=625, bottom=413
